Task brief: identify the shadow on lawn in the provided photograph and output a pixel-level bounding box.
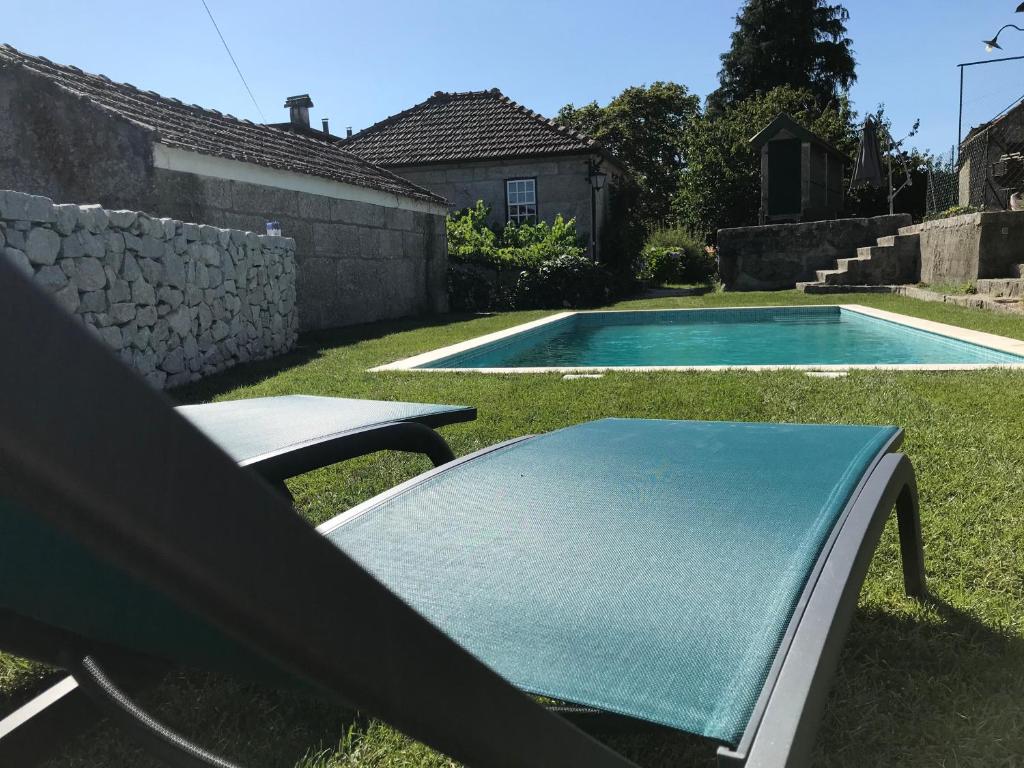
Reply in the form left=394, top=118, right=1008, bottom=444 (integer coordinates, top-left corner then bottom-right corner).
left=814, top=596, right=1024, bottom=764
left=167, top=311, right=481, bottom=405
left=48, top=595, right=1024, bottom=768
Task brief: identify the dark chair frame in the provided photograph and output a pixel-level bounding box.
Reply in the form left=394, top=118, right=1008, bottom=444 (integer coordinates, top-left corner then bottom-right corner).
left=0, top=258, right=926, bottom=767
left=176, top=398, right=476, bottom=486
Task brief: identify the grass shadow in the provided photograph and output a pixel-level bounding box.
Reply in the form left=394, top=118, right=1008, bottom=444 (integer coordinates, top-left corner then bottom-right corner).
left=167, top=311, right=481, bottom=405
left=815, top=595, right=1024, bottom=765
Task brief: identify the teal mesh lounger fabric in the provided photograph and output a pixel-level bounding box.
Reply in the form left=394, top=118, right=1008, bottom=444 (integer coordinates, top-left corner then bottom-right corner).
left=323, top=418, right=898, bottom=746
left=176, top=395, right=474, bottom=465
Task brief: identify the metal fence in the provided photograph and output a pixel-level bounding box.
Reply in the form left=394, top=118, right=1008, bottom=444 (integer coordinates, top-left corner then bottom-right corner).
left=927, top=98, right=1024, bottom=215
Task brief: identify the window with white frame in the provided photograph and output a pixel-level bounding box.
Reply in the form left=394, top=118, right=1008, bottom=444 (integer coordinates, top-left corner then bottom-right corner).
left=505, top=178, right=537, bottom=225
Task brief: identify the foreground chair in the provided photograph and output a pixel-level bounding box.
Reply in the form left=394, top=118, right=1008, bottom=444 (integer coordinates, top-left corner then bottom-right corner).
left=0, top=258, right=926, bottom=767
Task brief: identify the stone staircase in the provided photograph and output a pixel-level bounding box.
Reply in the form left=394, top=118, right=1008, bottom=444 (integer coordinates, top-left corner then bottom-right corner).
left=974, top=268, right=1024, bottom=311
left=797, top=224, right=922, bottom=293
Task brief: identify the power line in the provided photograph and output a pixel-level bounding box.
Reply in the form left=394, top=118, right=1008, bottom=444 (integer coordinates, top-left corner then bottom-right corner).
left=200, top=0, right=265, bottom=121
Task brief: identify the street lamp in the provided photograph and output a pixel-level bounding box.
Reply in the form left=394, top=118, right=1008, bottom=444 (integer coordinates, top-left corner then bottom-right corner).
left=586, top=160, right=608, bottom=261
left=958, top=46, right=1024, bottom=155
left=983, top=24, right=1024, bottom=51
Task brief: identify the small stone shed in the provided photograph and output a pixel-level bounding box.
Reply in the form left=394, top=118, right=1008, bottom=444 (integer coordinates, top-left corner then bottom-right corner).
left=0, top=44, right=450, bottom=330
left=751, top=113, right=846, bottom=224
left=341, top=89, right=626, bottom=259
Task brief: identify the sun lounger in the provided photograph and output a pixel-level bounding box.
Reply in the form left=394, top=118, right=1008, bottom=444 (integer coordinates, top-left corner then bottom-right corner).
left=177, top=395, right=475, bottom=493
left=0, top=257, right=926, bottom=767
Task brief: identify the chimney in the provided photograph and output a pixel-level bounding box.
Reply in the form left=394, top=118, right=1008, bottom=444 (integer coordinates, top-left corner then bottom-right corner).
left=321, top=117, right=330, bottom=135
left=284, top=94, right=313, bottom=129
left=346, top=126, right=353, bottom=139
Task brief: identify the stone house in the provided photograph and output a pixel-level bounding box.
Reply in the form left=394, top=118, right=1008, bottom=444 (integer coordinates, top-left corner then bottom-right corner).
left=0, top=44, right=449, bottom=330
left=341, top=89, right=625, bottom=259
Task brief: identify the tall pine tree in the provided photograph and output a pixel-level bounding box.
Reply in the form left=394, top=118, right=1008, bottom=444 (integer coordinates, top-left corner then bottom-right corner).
left=708, top=0, right=856, bottom=113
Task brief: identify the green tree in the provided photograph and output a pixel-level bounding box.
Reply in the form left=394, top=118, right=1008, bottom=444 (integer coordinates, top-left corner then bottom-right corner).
left=674, top=86, right=857, bottom=240
left=708, top=0, right=856, bottom=113
left=558, top=82, right=700, bottom=226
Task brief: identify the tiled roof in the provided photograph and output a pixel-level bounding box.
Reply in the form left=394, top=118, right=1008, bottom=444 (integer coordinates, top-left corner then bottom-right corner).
left=341, top=89, right=601, bottom=166
left=0, top=45, right=444, bottom=204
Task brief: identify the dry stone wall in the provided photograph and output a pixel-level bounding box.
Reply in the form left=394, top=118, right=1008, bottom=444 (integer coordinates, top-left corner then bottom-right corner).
left=1, top=190, right=297, bottom=388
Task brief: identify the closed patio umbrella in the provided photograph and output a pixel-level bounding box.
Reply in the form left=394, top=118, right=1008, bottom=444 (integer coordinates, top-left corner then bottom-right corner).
left=850, top=117, right=884, bottom=190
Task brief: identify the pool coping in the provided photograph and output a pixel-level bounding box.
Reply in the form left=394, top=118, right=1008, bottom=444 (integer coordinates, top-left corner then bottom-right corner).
left=370, top=304, right=1024, bottom=373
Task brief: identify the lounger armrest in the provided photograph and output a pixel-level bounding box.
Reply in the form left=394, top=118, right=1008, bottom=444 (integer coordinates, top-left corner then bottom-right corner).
left=242, top=420, right=458, bottom=482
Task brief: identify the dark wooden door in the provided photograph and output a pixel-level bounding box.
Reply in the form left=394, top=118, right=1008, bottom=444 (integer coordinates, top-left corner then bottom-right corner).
left=767, top=139, right=802, bottom=216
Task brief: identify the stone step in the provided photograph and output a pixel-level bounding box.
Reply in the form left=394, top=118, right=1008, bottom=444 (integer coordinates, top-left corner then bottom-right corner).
left=975, top=277, right=1024, bottom=297
left=898, top=223, right=924, bottom=236
left=797, top=282, right=898, bottom=295
left=876, top=232, right=920, bottom=248
left=837, top=256, right=869, bottom=271
left=812, top=228, right=922, bottom=290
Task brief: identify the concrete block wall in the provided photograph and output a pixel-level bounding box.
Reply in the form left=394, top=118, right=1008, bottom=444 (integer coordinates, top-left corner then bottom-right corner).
left=0, top=190, right=298, bottom=389
left=0, top=64, right=450, bottom=333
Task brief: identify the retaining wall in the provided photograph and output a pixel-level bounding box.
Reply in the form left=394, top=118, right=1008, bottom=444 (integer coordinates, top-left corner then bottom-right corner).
left=918, top=211, right=1024, bottom=284
left=717, top=214, right=911, bottom=290
left=1, top=190, right=298, bottom=388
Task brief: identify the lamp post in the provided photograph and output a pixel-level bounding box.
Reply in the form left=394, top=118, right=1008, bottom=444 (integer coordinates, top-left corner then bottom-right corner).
left=982, top=23, right=1024, bottom=51
left=586, top=159, right=608, bottom=262
left=957, top=21, right=1024, bottom=159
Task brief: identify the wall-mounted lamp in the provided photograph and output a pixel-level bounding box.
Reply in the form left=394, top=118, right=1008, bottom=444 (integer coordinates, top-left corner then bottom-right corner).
left=586, top=160, right=608, bottom=261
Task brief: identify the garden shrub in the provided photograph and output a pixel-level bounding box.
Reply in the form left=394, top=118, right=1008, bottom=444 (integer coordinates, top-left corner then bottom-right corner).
left=446, top=200, right=498, bottom=262
left=447, top=266, right=499, bottom=313
left=514, top=253, right=613, bottom=309
left=446, top=201, right=584, bottom=269
left=637, top=226, right=717, bottom=285
left=446, top=202, right=610, bottom=310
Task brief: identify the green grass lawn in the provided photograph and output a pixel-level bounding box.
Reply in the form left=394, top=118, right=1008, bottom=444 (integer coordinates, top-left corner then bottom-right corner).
left=6, top=290, right=1024, bottom=767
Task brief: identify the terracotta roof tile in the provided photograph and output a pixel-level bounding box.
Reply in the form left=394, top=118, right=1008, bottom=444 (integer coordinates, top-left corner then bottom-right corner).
left=0, top=45, right=444, bottom=204
left=341, top=89, right=600, bottom=166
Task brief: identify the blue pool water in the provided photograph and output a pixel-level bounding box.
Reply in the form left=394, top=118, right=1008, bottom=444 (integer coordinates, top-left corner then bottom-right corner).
left=420, top=307, right=1024, bottom=368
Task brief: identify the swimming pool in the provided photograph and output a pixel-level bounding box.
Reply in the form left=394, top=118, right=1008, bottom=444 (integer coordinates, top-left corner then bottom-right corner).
left=377, top=305, right=1024, bottom=372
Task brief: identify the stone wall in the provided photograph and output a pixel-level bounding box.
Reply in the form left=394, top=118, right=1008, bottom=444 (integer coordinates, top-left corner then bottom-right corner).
left=0, top=190, right=297, bottom=389
left=718, top=214, right=912, bottom=291
left=0, top=63, right=449, bottom=331
left=150, top=169, right=447, bottom=330
left=918, top=211, right=1024, bottom=284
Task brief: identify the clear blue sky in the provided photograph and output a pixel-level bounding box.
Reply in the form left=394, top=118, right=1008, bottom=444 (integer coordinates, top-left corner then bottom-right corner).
left=4, top=0, right=1024, bottom=157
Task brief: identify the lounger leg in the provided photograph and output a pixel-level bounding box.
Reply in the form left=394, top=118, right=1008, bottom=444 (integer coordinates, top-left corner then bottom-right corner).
left=895, top=477, right=927, bottom=599
left=0, top=675, right=99, bottom=767
left=66, top=654, right=241, bottom=768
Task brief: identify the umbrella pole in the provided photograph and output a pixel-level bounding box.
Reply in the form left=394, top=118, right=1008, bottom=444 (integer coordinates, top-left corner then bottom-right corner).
left=888, top=154, right=894, bottom=215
